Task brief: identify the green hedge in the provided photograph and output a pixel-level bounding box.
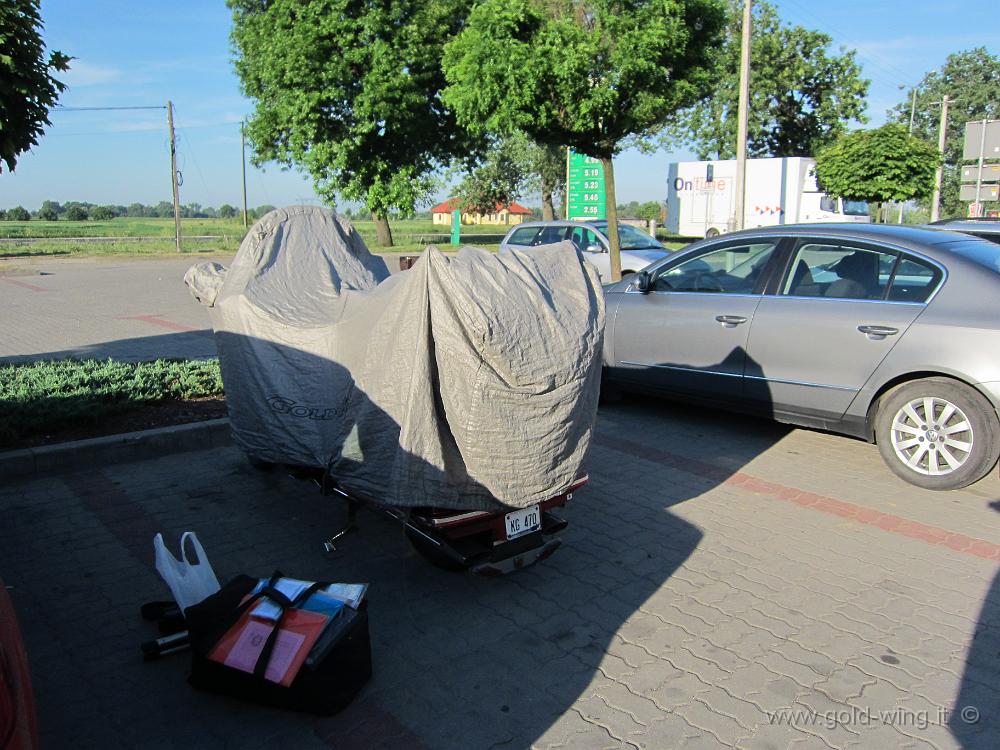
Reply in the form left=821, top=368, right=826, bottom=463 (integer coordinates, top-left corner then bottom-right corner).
left=0, top=358, right=223, bottom=448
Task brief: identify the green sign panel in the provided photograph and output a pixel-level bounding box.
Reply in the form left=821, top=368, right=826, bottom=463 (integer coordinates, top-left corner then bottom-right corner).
left=566, top=150, right=606, bottom=220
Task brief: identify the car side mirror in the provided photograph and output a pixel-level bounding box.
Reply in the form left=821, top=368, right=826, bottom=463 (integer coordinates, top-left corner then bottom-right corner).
left=635, top=271, right=652, bottom=294
left=585, top=244, right=604, bottom=254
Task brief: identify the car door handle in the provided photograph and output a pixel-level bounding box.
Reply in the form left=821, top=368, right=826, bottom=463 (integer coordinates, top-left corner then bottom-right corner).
left=715, top=315, right=748, bottom=327
left=858, top=325, right=899, bottom=338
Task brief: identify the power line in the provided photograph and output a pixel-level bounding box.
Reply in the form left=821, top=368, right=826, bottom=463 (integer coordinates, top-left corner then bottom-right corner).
left=777, top=0, right=918, bottom=89
left=53, top=105, right=166, bottom=112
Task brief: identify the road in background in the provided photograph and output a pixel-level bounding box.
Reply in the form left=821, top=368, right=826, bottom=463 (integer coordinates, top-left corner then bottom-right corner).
left=0, top=254, right=411, bottom=363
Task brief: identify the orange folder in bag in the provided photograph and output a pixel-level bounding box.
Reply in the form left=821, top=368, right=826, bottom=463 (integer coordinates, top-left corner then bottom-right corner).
left=207, top=608, right=329, bottom=687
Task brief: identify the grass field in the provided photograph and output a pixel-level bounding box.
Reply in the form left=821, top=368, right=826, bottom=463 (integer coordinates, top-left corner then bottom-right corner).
left=0, top=216, right=512, bottom=257
left=0, top=216, right=687, bottom=258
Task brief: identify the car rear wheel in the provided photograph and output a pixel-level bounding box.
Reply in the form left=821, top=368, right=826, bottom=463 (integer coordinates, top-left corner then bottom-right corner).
left=705, top=227, right=720, bottom=238
left=875, top=378, right=1000, bottom=490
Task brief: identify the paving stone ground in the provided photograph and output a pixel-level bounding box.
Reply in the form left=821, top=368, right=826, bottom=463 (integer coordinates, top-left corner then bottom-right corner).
left=2, top=398, right=998, bottom=749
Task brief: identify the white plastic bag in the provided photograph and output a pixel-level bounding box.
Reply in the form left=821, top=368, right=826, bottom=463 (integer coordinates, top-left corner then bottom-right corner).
left=153, top=531, right=221, bottom=612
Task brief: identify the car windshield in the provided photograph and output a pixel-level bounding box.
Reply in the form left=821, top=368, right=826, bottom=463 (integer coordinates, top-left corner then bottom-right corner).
left=942, top=238, right=1000, bottom=273
left=593, top=222, right=664, bottom=251
left=842, top=200, right=869, bottom=216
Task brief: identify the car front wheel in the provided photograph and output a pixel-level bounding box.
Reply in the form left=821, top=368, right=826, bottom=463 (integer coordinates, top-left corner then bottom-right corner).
left=875, top=378, right=1000, bottom=490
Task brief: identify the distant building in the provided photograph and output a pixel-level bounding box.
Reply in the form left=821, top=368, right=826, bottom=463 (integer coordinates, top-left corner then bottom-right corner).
left=430, top=199, right=533, bottom=226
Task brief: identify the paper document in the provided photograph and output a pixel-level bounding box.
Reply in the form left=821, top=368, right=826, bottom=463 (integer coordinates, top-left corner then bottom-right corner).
left=223, top=621, right=306, bottom=684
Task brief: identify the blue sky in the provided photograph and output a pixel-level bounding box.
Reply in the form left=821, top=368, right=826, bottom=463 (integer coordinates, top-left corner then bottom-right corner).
left=2, top=0, right=998, bottom=212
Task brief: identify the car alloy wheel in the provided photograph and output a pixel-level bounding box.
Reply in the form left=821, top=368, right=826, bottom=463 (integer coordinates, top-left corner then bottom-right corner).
left=889, top=396, right=972, bottom=476
left=875, top=378, right=1000, bottom=490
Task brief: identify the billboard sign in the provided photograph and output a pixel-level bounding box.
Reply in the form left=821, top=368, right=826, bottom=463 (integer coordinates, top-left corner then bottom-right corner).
left=566, top=151, right=606, bottom=220
left=962, top=120, right=1000, bottom=161
left=959, top=183, right=1000, bottom=202
left=961, top=163, right=1000, bottom=183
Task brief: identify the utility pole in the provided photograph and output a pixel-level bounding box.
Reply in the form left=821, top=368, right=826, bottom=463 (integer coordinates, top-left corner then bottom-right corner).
left=731, top=0, right=752, bottom=232
left=930, top=95, right=950, bottom=223
left=897, top=85, right=918, bottom=224
left=167, top=100, right=182, bottom=252
left=973, top=119, right=990, bottom=218
left=241, top=120, right=249, bottom=228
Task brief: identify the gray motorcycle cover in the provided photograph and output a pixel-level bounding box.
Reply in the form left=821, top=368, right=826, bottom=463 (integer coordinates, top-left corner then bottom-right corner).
left=185, top=206, right=604, bottom=511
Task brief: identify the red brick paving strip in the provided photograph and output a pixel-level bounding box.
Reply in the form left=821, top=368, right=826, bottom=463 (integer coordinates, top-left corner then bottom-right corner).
left=63, top=470, right=163, bottom=570
left=120, top=314, right=197, bottom=332
left=0, top=276, right=47, bottom=292
left=595, top=434, right=1000, bottom=562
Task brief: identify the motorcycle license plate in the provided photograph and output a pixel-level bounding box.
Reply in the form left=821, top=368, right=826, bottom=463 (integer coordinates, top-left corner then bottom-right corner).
left=505, top=505, right=541, bottom=540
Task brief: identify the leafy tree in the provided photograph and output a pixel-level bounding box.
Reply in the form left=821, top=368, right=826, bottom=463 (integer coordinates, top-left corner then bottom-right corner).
left=458, top=137, right=530, bottom=215
left=443, top=0, right=726, bottom=280
left=635, top=201, right=663, bottom=223
left=534, top=142, right=565, bottom=220
left=891, top=48, right=1000, bottom=217
left=36, top=206, right=57, bottom=221
left=228, top=0, right=473, bottom=247
left=218, top=204, right=237, bottom=219
left=458, top=133, right=566, bottom=220
left=90, top=205, right=116, bottom=221
left=662, top=1, right=867, bottom=160
left=346, top=205, right=372, bottom=221
left=126, top=202, right=146, bottom=218
left=154, top=201, right=174, bottom=218
left=39, top=199, right=61, bottom=216
left=813, top=124, right=939, bottom=223
left=6, top=206, right=30, bottom=221
left=65, top=205, right=88, bottom=221
left=616, top=200, right=662, bottom=222
left=0, top=1, right=70, bottom=172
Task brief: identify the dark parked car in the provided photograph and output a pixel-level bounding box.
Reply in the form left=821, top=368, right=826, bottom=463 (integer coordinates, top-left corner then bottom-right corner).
left=602, top=223, right=1000, bottom=490
left=927, top=218, right=1000, bottom=245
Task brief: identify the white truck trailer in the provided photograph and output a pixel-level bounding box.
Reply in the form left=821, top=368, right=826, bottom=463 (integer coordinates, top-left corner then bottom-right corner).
left=666, top=156, right=870, bottom=238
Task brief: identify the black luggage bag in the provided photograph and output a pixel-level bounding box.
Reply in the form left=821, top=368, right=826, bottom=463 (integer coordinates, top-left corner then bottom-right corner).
left=185, top=573, right=372, bottom=715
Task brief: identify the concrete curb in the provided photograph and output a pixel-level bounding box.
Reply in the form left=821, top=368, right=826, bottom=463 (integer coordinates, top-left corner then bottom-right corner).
left=0, top=418, right=233, bottom=482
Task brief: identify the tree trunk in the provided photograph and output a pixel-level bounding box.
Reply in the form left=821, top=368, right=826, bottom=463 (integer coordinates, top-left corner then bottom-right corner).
left=599, top=156, right=622, bottom=283
left=541, top=190, right=556, bottom=221
left=540, top=175, right=556, bottom=220
left=373, top=213, right=394, bottom=247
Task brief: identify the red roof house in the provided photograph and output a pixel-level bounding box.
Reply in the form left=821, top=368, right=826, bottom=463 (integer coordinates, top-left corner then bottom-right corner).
left=431, top=199, right=533, bottom=226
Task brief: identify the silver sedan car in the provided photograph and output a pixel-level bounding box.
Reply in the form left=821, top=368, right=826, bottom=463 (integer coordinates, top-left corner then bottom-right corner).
left=602, top=224, right=1000, bottom=490
left=500, top=220, right=669, bottom=282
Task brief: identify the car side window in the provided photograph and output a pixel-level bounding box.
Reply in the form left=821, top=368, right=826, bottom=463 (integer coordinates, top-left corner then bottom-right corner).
left=782, top=242, right=896, bottom=300
left=507, top=226, right=539, bottom=246
left=532, top=225, right=569, bottom=246
left=653, top=241, right=776, bottom=294
left=569, top=227, right=603, bottom=252
left=885, top=256, right=942, bottom=303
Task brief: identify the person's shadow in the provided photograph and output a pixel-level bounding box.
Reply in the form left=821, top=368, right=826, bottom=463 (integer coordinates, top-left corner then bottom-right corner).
left=949, top=501, right=1000, bottom=748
